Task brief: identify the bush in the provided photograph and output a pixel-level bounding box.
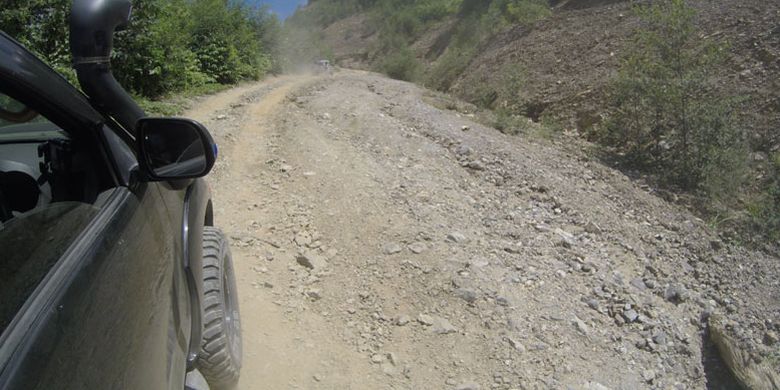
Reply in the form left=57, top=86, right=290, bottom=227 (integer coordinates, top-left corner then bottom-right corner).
left=427, top=47, right=475, bottom=90
left=380, top=46, right=419, bottom=81
left=749, top=153, right=780, bottom=239
left=495, top=63, right=526, bottom=110
left=600, top=0, right=746, bottom=197
left=504, top=0, right=552, bottom=24
left=0, top=0, right=71, bottom=74
left=493, top=108, right=523, bottom=135
left=113, top=0, right=202, bottom=96
left=425, top=8, right=485, bottom=91
left=2, top=0, right=280, bottom=99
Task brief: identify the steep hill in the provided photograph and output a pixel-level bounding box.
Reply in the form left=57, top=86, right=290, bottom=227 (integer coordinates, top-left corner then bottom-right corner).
left=288, top=0, right=780, bottom=242
left=315, top=0, right=778, bottom=145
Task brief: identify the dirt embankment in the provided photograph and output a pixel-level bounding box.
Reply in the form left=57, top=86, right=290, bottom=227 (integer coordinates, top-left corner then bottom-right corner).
left=184, top=70, right=779, bottom=389
left=321, top=0, right=780, bottom=151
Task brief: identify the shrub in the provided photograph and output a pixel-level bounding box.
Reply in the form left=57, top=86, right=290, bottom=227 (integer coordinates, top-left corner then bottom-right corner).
left=504, top=0, right=552, bottom=25
left=0, top=0, right=71, bottom=75
left=380, top=46, right=420, bottom=81
left=113, top=0, right=202, bottom=97
left=493, top=108, right=522, bottom=135
left=2, top=0, right=280, bottom=98
left=427, top=47, right=476, bottom=90
left=495, top=63, right=526, bottom=110
left=600, top=0, right=746, bottom=197
left=749, top=153, right=780, bottom=239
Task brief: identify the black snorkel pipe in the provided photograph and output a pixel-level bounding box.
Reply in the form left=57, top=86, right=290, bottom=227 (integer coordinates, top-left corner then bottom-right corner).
left=70, top=0, right=145, bottom=135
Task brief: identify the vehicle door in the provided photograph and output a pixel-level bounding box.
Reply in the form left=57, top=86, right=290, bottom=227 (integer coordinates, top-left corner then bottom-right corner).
left=0, top=32, right=189, bottom=390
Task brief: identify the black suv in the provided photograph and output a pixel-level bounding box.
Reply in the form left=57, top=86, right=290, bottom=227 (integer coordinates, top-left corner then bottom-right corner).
left=0, top=1, right=242, bottom=389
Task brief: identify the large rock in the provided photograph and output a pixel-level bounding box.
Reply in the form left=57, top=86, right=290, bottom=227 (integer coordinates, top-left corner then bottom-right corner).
left=454, top=288, right=479, bottom=304
left=432, top=317, right=458, bottom=334
left=296, top=252, right=328, bottom=270
left=383, top=242, right=403, bottom=255
left=446, top=232, right=468, bottom=243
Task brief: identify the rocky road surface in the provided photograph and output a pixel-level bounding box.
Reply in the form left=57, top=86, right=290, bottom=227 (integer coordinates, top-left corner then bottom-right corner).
left=184, top=70, right=780, bottom=390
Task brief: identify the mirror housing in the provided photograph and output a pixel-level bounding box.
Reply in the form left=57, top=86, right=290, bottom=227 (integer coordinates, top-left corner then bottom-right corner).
left=136, top=118, right=217, bottom=181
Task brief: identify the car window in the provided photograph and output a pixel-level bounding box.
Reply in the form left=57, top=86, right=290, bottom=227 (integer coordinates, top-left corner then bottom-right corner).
left=0, top=93, right=45, bottom=127
left=0, top=89, right=112, bottom=337
left=0, top=93, right=64, bottom=142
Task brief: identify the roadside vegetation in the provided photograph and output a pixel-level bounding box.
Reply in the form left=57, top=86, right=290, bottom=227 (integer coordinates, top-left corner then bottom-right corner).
left=599, top=0, right=779, bottom=241
left=1, top=0, right=281, bottom=111
left=600, top=2, right=746, bottom=203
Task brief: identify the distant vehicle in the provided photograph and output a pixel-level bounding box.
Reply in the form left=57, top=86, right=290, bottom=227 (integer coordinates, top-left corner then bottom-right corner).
left=0, top=1, right=241, bottom=389
left=316, top=59, right=332, bottom=73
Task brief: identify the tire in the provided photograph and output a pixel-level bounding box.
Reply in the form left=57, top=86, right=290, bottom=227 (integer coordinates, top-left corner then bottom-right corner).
left=197, top=227, right=242, bottom=390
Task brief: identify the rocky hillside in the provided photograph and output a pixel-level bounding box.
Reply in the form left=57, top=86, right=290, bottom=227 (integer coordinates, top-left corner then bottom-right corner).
left=293, top=0, right=780, bottom=243
left=320, top=0, right=778, bottom=146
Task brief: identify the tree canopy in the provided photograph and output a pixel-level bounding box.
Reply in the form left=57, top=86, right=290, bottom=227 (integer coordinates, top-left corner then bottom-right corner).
left=0, top=0, right=281, bottom=98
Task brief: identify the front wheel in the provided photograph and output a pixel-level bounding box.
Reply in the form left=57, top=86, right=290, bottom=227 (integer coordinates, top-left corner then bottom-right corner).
left=196, top=227, right=242, bottom=390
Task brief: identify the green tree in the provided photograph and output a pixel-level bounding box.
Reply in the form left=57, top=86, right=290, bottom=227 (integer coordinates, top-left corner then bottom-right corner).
left=2, top=0, right=279, bottom=98
left=0, top=0, right=74, bottom=81
left=602, top=0, right=746, bottom=197
left=113, top=0, right=204, bottom=97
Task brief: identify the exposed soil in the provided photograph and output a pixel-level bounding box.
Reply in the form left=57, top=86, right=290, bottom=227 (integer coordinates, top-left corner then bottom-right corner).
left=451, top=0, right=780, bottom=148
left=184, top=70, right=779, bottom=390
left=321, top=0, right=780, bottom=151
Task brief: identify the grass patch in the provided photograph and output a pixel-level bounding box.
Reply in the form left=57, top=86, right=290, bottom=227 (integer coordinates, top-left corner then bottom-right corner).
left=136, top=82, right=232, bottom=116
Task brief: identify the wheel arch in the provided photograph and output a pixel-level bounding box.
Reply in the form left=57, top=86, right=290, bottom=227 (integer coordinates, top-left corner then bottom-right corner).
left=182, top=179, right=212, bottom=369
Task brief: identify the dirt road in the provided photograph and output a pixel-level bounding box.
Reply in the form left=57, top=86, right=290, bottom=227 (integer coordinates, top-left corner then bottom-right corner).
left=184, top=71, right=779, bottom=390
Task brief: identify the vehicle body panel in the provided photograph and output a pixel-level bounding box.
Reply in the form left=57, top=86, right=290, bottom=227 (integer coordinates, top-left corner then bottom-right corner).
left=0, top=27, right=213, bottom=389
left=0, top=187, right=186, bottom=389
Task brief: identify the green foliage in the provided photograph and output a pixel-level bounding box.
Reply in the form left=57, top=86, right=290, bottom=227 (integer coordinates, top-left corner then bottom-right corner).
left=748, top=153, right=780, bottom=239
left=113, top=0, right=199, bottom=97
left=370, top=0, right=460, bottom=57
left=380, top=46, right=420, bottom=81
left=493, top=108, right=521, bottom=135
left=503, top=0, right=552, bottom=24
left=600, top=0, right=746, bottom=197
left=1, top=0, right=280, bottom=99
left=290, top=0, right=363, bottom=27
left=426, top=7, right=485, bottom=90
left=0, top=0, right=71, bottom=74
left=494, top=63, right=526, bottom=110
left=428, top=47, right=476, bottom=90
left=426, top=0, right=548, bottom=91
left=188, top=0, right=272, bottom=84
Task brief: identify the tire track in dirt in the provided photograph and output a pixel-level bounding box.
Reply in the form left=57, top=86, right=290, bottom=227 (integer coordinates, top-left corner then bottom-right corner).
left=194, top=74, right=384, bottom=390
left=183, top=70, right=780, bottom=390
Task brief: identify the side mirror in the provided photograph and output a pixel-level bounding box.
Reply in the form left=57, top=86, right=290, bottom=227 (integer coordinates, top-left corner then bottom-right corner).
left=136, top=118, right=217, bottom=181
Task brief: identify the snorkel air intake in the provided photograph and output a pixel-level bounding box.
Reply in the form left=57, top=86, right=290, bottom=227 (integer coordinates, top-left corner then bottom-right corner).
left=70, top=0, right=145, bottom=134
